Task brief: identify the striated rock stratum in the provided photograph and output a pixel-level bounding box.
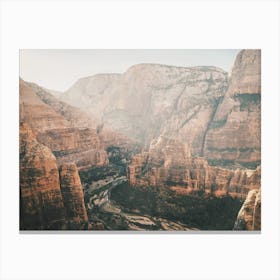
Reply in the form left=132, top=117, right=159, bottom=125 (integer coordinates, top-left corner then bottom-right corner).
left=20, top=122, right=88, bottom=230
left=204, top=50, right=261, bottom=169
left=128, top=136, right=260, bottom=198
left=59, top=163, right=88, bottom=224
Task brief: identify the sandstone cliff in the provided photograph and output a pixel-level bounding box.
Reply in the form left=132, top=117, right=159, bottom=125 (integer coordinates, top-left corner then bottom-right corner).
left=60, top=65, right=228, bottom=153
left=20, top=122, right=66, bottom=229
left=59, top=50, right=260, bottom=169
left=20, top=78, right=108, bottom=170
left=204, top=50, right=261, bottom=168
left=233, top=189, right=261, bottom=230
left=128, top=136, right=260, bottom=198
left=59, top=163, right=88, bottom=225
left=20, top=123, right=89, bottom=230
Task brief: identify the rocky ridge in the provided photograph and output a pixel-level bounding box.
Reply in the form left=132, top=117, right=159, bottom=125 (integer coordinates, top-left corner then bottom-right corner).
left=20, top=78, right=108, bottom=170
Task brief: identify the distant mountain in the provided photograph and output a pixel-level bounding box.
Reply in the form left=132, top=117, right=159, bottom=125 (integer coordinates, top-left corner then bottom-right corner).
left=59, top=51, right=260, bottom=169
left=60, top=64, right=229, bottom=156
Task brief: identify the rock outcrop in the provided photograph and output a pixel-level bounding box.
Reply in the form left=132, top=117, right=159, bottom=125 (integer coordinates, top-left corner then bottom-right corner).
left=20, top=78, right=108, bottom=170
left=20, top=122, right=89, bottom=230
left=128, top=136, right=260, bottom=198
left=204, top=50, right=261, bottom=169
left=233, top=189, right=261, bottom=230
left=20, top=123, right=66, bottom=229
left=59, top=163, right=88, bottom=225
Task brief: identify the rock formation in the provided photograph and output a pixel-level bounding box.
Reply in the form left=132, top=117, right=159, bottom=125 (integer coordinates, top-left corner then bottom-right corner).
left=128, top=136, right=260, bottom=198
left=20, top=122, right=89, bottom=230
left=20, top=78, right=108, bottom=170
left=234, top=189, right=261, bottom=230
left=20, top=49, right=261, bottom=230
left=204, top=50, right=261, bottom=169
left=59, top=163, right=88, bottom=226
left=60, top=65, right=228, bottom=153
left=20, top=122, right=66, bottom=229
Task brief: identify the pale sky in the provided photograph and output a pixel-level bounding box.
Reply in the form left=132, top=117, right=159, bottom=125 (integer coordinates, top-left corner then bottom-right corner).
left=20, top=49, right=241, bottom=92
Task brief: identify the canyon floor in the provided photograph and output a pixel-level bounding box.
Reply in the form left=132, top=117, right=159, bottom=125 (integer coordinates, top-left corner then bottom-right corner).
left=80, top=167, right=243, bottom=231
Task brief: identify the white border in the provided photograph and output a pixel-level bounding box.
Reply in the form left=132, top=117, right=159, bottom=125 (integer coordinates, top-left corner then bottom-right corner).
left=1, top=1, right=280, bottom=280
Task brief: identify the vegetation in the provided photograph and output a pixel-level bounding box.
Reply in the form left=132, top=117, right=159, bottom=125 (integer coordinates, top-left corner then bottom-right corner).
left=79, top=165, right=124, bottom=182
left=111, top=183, right=243, bottom=230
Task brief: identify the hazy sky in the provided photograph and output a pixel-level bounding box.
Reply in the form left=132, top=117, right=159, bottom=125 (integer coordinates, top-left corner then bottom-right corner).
left=20, top=49, right=240, bottom=92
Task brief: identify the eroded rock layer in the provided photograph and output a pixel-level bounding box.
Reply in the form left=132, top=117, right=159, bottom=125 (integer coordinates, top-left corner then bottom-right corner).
left=59, top=163, right=88, bottom=224
left=20, top=123, right=89, bottom=230
left=20, top=123, right=66, bottom=229
left=128, top=136, right=260, bottom=198
left=234, top=189, right=261, bottom=230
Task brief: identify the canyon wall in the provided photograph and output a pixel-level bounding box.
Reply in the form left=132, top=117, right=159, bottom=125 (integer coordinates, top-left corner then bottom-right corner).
left=20, top=49, right=261, bottom=230
left=59, top=163, right=88, bottom=226
left=20, top=123, right=88, bottom=230
left=57, top=49, right=261, bottom=198
left=59, top=50, right=261, bottom=170
left=128, top=136, right=260, bottom=198
left=20, top=122, right=66, bottom=229
left=60, top=65, right=228, bottom=154
left=20, top=79, right=108, bottom=170
left=204, top=50, right=261, bottom=169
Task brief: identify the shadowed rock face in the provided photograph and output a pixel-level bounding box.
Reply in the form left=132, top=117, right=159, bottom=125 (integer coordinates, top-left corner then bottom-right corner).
left=204, top=50, right=261, bottom=168
left=20, top=123, right=89, bottom=230
left=234, top=189, right=261, bottom=230
left=20, top=79, right=108, bottom=170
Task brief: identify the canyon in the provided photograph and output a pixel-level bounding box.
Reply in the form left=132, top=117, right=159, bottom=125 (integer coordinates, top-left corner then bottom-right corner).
left=20, top=49, right=261, bottom=230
